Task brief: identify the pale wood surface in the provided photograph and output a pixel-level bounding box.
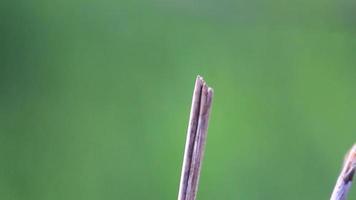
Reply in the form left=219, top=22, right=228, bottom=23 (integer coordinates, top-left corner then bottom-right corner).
left=330, top=144, right=356, bottom=200
left=178, top=76, right=213, bottom=200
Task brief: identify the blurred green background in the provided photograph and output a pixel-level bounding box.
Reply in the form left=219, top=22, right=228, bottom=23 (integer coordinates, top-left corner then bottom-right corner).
left=1, top=0, right=356, bottom=199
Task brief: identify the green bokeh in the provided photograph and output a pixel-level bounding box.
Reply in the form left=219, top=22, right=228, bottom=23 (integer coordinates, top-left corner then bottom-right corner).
left=1, top=0, right=356, bottom=199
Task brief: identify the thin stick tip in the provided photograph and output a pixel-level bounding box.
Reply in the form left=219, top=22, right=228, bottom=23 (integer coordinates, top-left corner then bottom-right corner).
left=352, top=143, right=356, bottom=151
left=201, top=82, right=208, bottom=94
left=347, top=144, right=356, bottom=161
left=350, top=144, right=356, bottom=162
left=208, top=87, right=214, bottom=94
left=196, top=75, right=204, bottom=82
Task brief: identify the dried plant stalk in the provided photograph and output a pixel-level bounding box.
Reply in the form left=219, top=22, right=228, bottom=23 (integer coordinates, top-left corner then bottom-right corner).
left=330, top=144, right=356, bottom=200
left=178, top=76, right=214, bottom=200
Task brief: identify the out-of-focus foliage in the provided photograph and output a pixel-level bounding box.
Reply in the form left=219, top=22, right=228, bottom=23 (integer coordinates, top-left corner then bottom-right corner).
left=1, top=0, right=356, bottom=199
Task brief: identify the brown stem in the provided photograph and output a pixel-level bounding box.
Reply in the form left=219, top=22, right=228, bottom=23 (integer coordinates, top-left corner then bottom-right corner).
left=178, top=76, right=214, bottom=200
left=330, top=144, right=356, bottom=200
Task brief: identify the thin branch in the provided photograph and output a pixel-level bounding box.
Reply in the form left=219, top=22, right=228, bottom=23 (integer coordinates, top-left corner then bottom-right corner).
left=330, top=144, right=356, bottom=200
left=178, top=76, right=214, bottom=200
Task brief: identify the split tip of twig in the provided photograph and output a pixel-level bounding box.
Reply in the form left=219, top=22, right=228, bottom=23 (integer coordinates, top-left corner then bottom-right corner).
left=352, top=143, right=356, bottom=152
left=196, top=75, right=204, bottom=83
left=196, top=75, right=214, bottom=95
left=345, top=144, right=356, bottom=164
left=207, top=87, right=214, bottom=95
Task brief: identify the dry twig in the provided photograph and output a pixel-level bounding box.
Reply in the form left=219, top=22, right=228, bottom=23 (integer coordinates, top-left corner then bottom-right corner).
left=178, top=76, right=214, bottom=200
left=178, top=76, right=356, bottom=200
left=331, top=144, right=356, bottom=200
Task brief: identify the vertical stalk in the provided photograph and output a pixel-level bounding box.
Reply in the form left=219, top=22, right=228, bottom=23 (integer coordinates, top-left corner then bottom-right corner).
left=178, top=76, right=214, bottom=200
left=330, top=144, right=356, bottom=200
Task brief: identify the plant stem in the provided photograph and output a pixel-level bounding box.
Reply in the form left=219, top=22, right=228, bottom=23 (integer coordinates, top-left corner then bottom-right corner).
left=178, top=76, right=214, bottom=200
left=330, top=144, right=356, bottom=200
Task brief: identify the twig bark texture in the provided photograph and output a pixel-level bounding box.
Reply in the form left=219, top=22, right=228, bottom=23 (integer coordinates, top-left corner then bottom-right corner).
left=178, top=76, right=213, bottom=200
left=331, top=144, right=356, bottom=200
